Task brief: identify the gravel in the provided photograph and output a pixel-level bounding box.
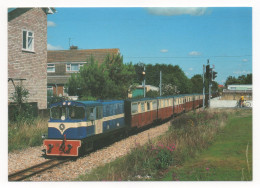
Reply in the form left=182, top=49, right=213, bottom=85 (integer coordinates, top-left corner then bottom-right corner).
left=8, top=121, right=171, bottom=181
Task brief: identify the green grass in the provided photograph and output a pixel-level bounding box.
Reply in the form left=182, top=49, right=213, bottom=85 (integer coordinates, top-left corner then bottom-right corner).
left=77, top=109, right=247, bottom=181
left=160, top=111, right=252, bottom=181
left=8, top=118, right=48, bottom=152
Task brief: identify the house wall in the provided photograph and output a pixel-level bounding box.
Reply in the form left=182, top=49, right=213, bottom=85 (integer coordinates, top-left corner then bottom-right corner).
left=8, top=8, right=47, bottom=109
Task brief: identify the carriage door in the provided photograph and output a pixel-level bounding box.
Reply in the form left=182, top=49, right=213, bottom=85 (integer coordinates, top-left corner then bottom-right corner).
left=95, top=106, right=103, bottom=135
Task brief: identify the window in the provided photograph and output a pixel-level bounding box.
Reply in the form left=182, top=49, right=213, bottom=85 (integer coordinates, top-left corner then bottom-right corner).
left=147, top=102, right=150, bottom=111
left=47, top=64, right=55, bottom=72
left=22, top=30, right=34, bottom=51
left=68, top=106, right=85, bottom=120
left=152, top=101, right=157, bottom=110
left=47, top=86, right=53, bottom=96
left=131, top=103, right=138, bottom=114
left=86, top=107, right=94, bottom=121
left=141, top=102, right=145, bottom=112
left=66, top=63, right=84, bottom=72
left=51, top=106, right=66, bottom=120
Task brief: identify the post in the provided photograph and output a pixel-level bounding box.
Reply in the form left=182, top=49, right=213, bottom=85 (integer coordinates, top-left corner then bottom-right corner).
left=144, top=66, right=146, bottom=98
left=203, top=65, right=205, bottom=109
left=208, top=59, right=211, bottom=108
left=160, top=71, right=162, bottom=96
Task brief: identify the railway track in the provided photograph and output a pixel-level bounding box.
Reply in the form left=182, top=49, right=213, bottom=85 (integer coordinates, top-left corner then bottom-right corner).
left=8, top=158, right=70, bottom=181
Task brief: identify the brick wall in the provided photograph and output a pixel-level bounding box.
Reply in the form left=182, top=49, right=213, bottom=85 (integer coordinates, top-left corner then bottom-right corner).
left=8, top=8, right=48, bottom=109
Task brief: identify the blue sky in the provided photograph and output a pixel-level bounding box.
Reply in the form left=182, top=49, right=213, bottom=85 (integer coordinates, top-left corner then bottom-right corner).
left=47, top=7, right=252, bottom=85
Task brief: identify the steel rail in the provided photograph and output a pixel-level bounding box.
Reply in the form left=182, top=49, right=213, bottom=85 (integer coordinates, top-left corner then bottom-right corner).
left=8, top=158, right=70, bottom=181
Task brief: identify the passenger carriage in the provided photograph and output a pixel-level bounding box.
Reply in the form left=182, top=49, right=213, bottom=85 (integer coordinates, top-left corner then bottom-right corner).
left=173, top=95, right=185, bottom=115
left=193, top=94, right=201, bottom=109
left=183, top=94, right=194, bottom=112
left=157, top=96, right=174, bottom=121
left=44, top=100, right=125, bottom=157
left=125, top=98, right=158, bottom=128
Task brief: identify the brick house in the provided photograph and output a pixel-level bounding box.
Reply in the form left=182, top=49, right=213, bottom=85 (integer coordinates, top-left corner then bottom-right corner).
left=47, top=47, right=120, bottom=97
left=8, top=8, right=55, bottom=109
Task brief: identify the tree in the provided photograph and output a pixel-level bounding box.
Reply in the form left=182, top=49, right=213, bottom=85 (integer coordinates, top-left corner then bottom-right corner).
left=67, top=54, right=136, bottom=100
left=191, top=74, right=203, bottom=93
left=134, top=63, right=192, bottom=95
left=224, top=73, right=252, bottom=87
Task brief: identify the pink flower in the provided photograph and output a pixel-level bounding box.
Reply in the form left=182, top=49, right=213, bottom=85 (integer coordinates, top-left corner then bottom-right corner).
left=206, top=168, right=209, bottom=171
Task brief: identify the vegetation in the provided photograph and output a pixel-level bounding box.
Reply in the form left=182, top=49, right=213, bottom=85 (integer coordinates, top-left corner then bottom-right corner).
left=77, top=109, right=251, bottom=181
left=8, top=118, right=48, bottom=152
left=134, top=63, right=192, bottom=94
left=225, top=73, right=252, bottom=87
left=161, top=109, right=252, bottom=181
left=67, top=54, right=136, bottom=100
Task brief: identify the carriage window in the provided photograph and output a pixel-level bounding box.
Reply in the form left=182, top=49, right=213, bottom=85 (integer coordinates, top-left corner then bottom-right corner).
left=152, top=101, right=157, bottom=109
left=147, top=102, right=150, bottom=111
left=86, top=107, right=94, bottom=121
left=51, top=106, right=66, bottom=120
left=131, top=103, right=138, bottom=114
left=68, top=106, right=85, bottom=120
left=141, top=102, right=145, bottom=112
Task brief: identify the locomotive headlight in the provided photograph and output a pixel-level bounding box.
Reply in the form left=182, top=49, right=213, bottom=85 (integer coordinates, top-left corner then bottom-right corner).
left=68, top=102, right=71, bottom=105
left=63, top=102, right=66, bottom=105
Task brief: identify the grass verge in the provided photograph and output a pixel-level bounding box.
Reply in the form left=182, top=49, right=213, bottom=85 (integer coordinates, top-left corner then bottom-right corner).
left=8, top=118, right=48, bottom=152
left=77, top=109, right=251, bottom=181
left=160, top=109, right=252, bottom=181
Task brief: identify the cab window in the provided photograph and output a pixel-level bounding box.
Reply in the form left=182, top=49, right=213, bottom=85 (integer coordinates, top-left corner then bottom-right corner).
left=68, top=106, right=85, bottom=120
left=51, top=106, right=66, bottom=120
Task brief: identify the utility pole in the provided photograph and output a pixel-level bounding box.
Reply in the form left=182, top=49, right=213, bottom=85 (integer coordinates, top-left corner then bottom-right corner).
left=159, top=71, right=162, bottom=96
left=203, top=65, right=205, bottom=109
left=208, top=59, right=211, bottom=108
left=143, top=66, right=146, bottom=98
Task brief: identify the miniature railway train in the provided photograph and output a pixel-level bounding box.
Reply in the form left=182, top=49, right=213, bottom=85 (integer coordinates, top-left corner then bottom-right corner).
left=43, top=93, right=206, bottom=157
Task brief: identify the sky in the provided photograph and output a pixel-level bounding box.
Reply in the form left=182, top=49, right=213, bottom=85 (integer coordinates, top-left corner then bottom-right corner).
left=47, top=7, right=252, bottom=85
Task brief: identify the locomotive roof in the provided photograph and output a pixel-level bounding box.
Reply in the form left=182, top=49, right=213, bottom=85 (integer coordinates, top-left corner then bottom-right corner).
left=49, top=100, right=124, bottom=108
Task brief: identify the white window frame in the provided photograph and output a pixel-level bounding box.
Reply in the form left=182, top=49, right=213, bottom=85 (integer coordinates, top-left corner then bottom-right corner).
left=47, top=64, right=55, bottom=73
left=66, top=63, right=84, bottom=72
left=22, top=29, right=34, bottom=52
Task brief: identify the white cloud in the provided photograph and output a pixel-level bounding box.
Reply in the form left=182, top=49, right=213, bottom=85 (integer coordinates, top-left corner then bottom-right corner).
left=47, top=21, right=56, bottom=27
left=189, top=51, right=201, bottom=56
left=47, top=44, right=64, bottom=50
left=242, top=59, right=248, bottom=62
left=160, top=49, right=168, bottom=53
left=189, top=68, right=193, bottom=71
left=146, top=8, right=208, bottom=16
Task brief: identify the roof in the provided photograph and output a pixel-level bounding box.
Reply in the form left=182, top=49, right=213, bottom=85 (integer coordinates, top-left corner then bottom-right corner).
left=47, top=48, right=120, bottom=65
left=8, top=8, right=56, bottom=22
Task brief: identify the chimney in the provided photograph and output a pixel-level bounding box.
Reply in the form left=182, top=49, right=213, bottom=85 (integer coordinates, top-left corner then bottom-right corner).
left=70, top=45, right=78, bottom=50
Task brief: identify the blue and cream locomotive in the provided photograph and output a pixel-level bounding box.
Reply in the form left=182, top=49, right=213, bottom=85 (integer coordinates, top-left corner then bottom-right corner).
left=44, top=100, right=125, bottom=157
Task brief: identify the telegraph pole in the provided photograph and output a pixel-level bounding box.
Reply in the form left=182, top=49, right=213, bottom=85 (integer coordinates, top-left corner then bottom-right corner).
left=208, top=59, right=211, bottom=108
left=203, top=65, right=205, bottom=109
left=143, top=66, right=146, bottom=98
left=159, top=71, right=162, bottom=96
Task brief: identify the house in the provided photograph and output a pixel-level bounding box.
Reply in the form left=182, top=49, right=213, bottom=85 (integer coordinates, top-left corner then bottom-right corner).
left=47, top=47, right=120, bottom=97
left=8, top=8, right=55, bottom=110
left=129, top=85, right=159, bottom=98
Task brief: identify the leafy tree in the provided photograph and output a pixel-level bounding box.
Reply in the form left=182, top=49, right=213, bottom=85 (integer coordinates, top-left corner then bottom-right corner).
left=67, top=54, right=136, bottom=100
left=134, top=63, right=192, bottom=94
left=191, top=74, right=203, bottom=94
left=224, top=73, right=252, bottom=87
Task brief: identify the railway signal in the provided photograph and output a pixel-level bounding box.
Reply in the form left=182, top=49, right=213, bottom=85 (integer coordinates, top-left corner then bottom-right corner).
left=213, top=71, right=217, bottom=80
